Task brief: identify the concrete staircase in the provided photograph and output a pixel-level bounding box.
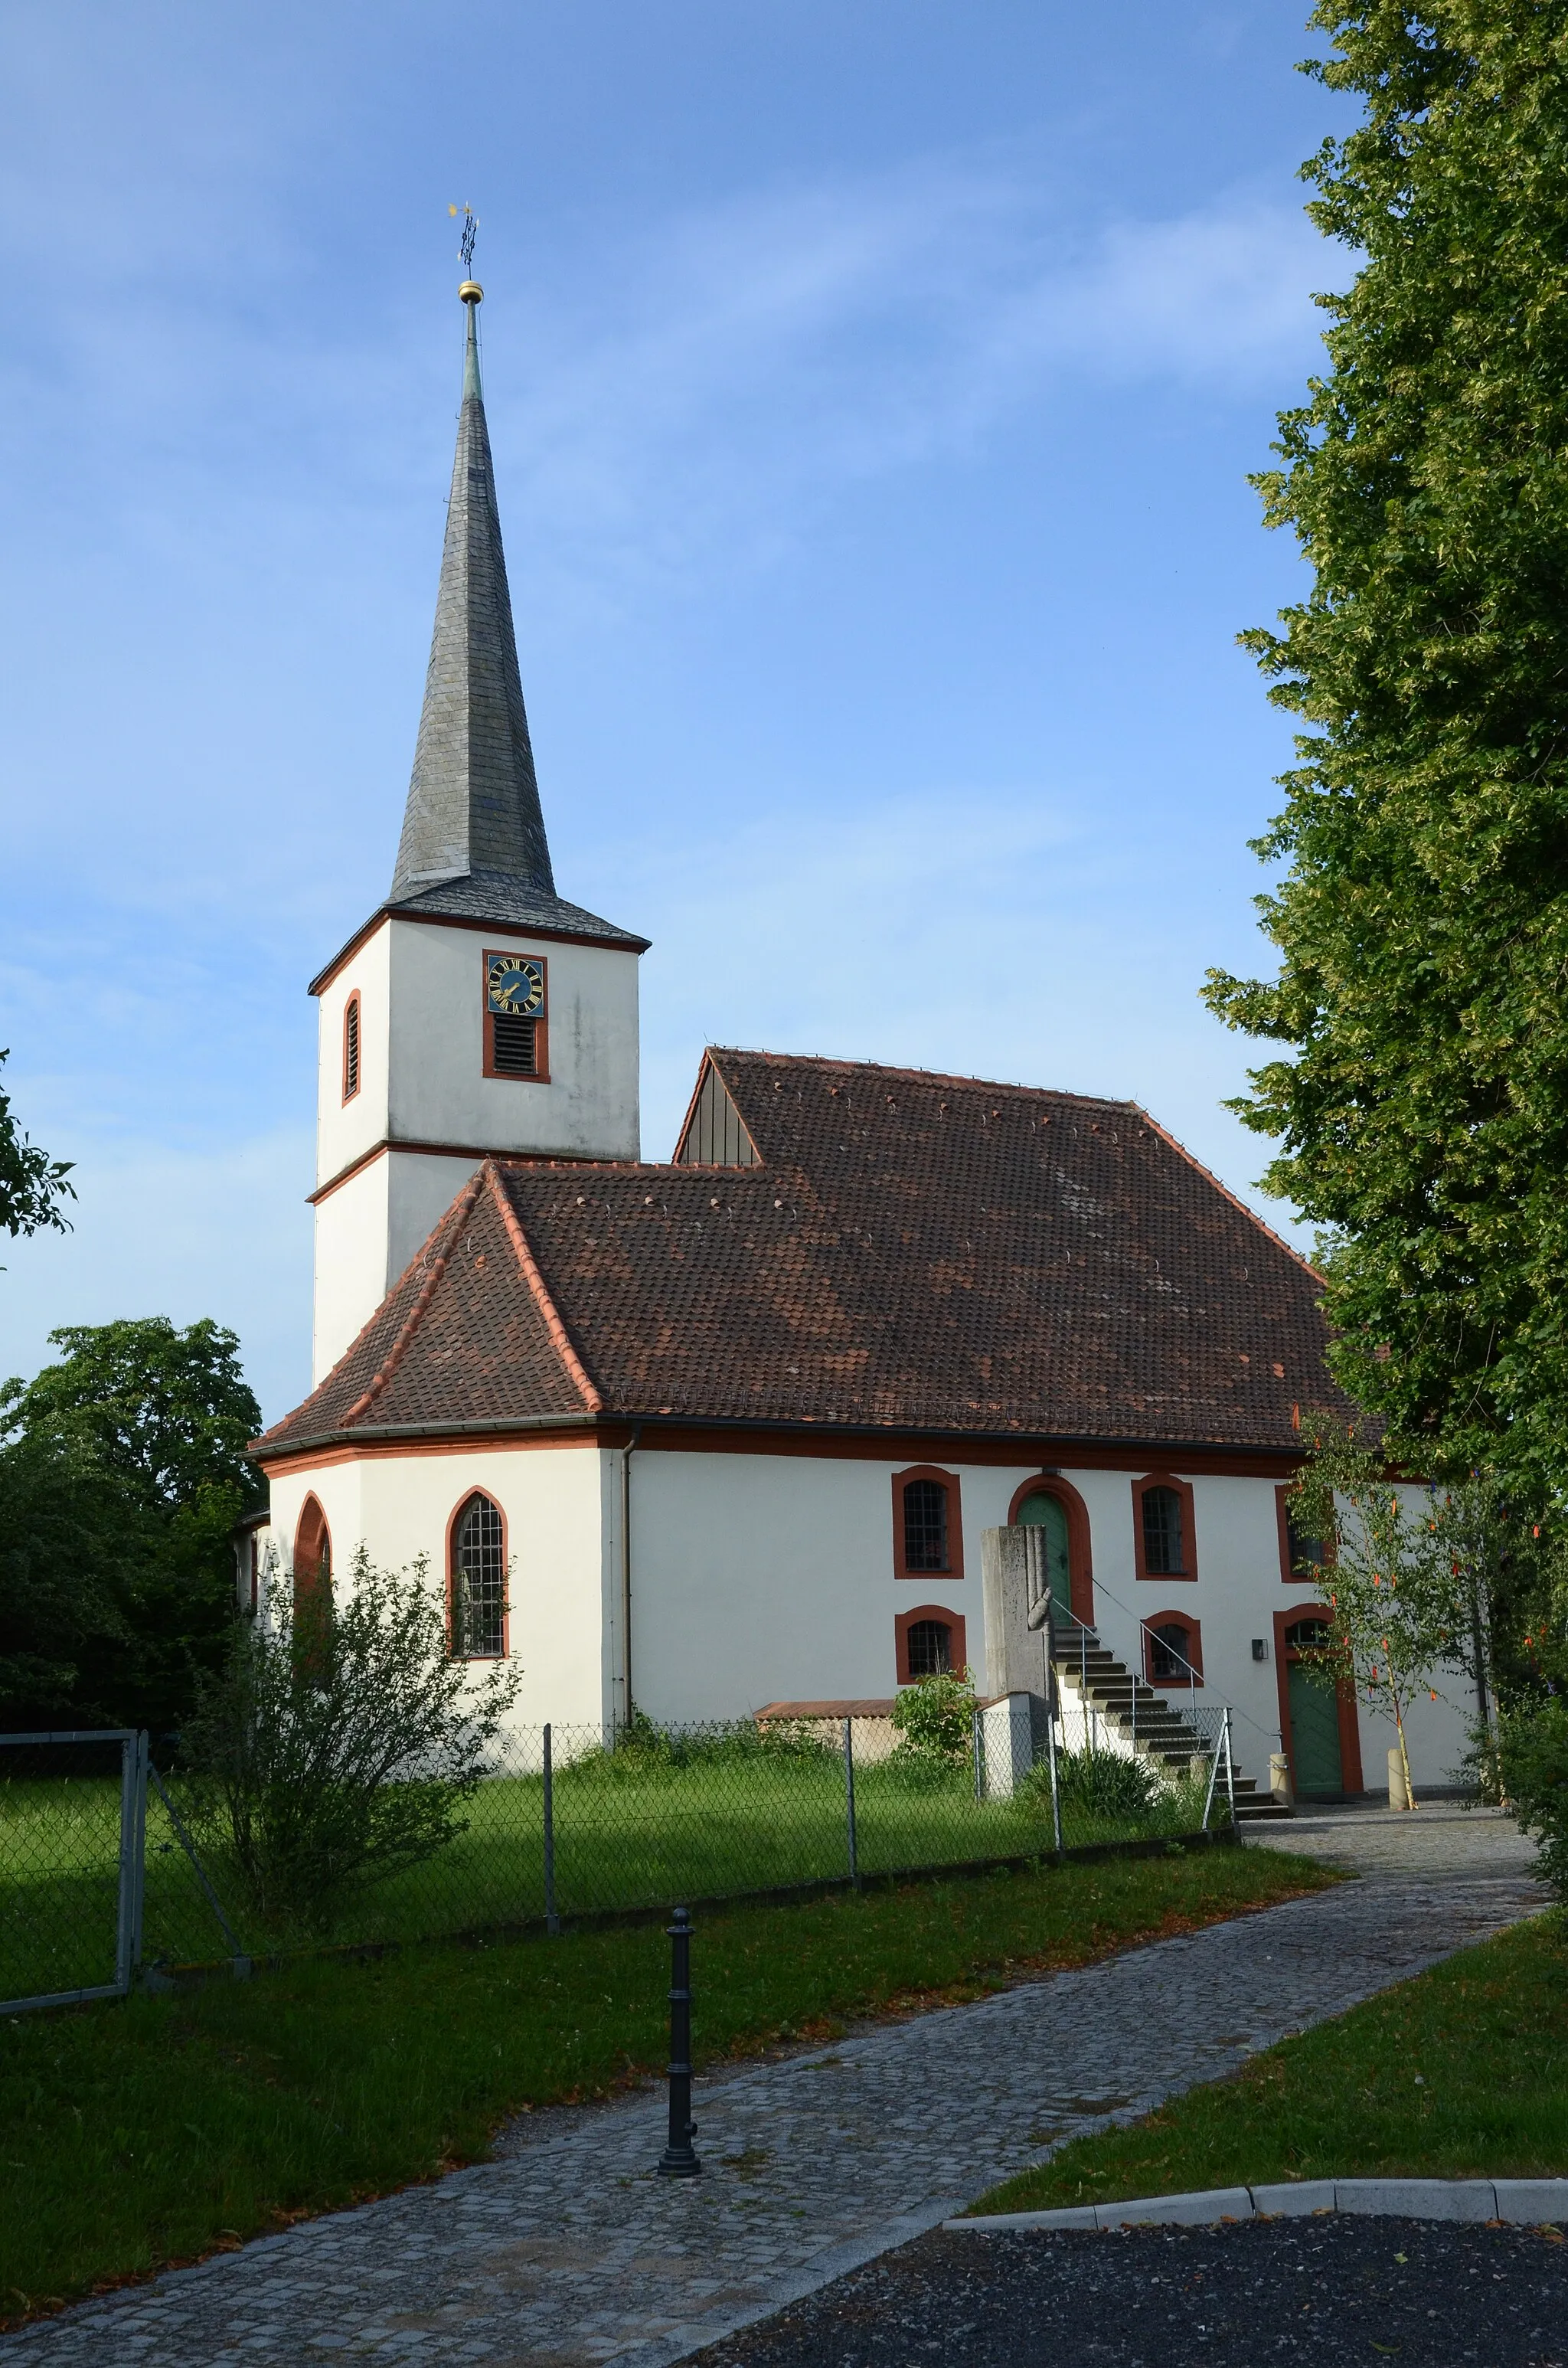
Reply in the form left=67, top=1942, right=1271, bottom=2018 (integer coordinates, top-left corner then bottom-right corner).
left=1051, top=1624, right=1289, bottom=1823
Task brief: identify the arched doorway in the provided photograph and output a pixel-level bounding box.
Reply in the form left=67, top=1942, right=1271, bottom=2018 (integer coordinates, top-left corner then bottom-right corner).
left=1008, top=1477, right=1093, bottom=1625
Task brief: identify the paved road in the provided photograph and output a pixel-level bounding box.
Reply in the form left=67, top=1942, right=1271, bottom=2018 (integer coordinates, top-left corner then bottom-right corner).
left=694, top=2218, right=1568, bottom=2368
left=4, top=1813, right=1544, bottom=2368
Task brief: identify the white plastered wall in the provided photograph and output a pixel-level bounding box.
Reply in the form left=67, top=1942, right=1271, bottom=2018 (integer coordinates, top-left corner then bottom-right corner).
left=259, top=1441, right=618, bottom=1739
left=386, top=921, right=639, bottom=1158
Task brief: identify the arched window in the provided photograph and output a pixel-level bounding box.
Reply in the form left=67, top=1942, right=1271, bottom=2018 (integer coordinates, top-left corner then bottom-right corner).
left=1146, top=1615, right=1200, bottom=1684
left=906, top=1618, right=952, bottom=1677
left=892, top=1467, right=963, bottom=1578
left=895, top=1605, right=969, bottom=1685
left=451, top=1492, right=506, bottom=1659
left=293, top=1496, right=332, bottom=1626
left=1132, top=1473, right=1196, bottom=1581
left=342, top=992, right=361, bottom=1103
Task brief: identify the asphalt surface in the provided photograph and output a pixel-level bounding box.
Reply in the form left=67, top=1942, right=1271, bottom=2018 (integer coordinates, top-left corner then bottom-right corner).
left=692, top=2219, right=1568, bottom=2368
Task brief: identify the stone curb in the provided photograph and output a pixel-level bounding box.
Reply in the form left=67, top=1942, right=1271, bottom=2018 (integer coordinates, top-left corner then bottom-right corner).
left=949, top=2178, right=1568, bottom=2234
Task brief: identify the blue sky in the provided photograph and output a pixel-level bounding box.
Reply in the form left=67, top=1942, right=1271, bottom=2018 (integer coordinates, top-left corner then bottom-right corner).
left=0, top=2, right=1355, bottom=1424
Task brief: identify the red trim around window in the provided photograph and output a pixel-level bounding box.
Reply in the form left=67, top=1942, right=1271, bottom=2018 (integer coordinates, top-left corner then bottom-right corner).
left=341, top=991, right=361, bottom=1104
left=894, top=1604, right=969, bottom=1685
left=891, top=1465, right=964, bottom=1579
left=446, top=1487, right=511, bottom=1660
left=482, top=948, right=551, bottom=1084
left=1132, top=1470, right=1197, bottom=1582
left=1006, top=1473, right=1095, bottom=1625
left=1274, top=1602, right=1364, bottom=1794
left=1142, top=1608, right=1203, bottom=1686
left=293, top=1495, right=331, bottom=1622
left=1276, top=1481, right=1336, bottom=1584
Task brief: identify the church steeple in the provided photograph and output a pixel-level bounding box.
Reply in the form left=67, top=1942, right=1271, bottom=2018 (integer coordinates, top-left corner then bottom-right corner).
left=390, top=280, right=557, bottom=906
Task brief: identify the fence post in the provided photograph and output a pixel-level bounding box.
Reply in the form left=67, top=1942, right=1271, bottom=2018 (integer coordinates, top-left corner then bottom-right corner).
left=656, top=1907, right=701, bottom=2177
left=117, top=1731, right=148, bottom=1991
left=971, top=1707, right=984, bottom=1803
left=543, top=1722, right=560, bottom=1934
left=842, top=1717, right=860, bottom=1889
left=1223, top=1707, right=1239, bottom=1837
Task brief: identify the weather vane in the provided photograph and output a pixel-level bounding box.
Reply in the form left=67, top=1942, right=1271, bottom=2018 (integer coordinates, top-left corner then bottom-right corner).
left=450, top=203, right=479, bottom=273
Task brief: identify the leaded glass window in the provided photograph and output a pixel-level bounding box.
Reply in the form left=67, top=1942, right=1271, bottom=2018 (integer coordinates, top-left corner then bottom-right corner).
left=1141, top=1484, right=1186, bottom=1576
left=452, top=1493, right=506, bottom=1659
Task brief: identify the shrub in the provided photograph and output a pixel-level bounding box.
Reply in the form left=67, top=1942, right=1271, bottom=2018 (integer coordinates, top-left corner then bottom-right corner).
left=1037, top=1745, right=1161, bottom=1825
left=891, top=1670, right=976, bottom=1767
left=185, top=1548, right=519, bottom=1935
left=1498, top=1698, right=1568, bottom=1909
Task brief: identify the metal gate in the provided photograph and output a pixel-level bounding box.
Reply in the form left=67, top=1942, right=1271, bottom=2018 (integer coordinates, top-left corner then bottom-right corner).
left=1, top=1729, right=148, bottom=2013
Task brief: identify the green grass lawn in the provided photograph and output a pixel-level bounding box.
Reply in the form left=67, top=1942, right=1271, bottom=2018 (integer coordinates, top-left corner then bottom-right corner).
left=3, top=1748, right=1225, bottom=2002
left=969, top=1907, right=1568, bottom=2218
left=0, top=1841, right=1327, bottom=2325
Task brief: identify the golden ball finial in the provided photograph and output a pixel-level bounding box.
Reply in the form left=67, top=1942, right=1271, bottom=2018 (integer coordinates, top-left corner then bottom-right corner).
left=459, top=280, right=483, bottom=306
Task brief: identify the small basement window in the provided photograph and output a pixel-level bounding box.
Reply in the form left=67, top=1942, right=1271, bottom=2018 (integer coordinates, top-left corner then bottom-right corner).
left=906, top=1618, right=952, bottom=1678
left=1148, top=1619, right=1195, bottom=1681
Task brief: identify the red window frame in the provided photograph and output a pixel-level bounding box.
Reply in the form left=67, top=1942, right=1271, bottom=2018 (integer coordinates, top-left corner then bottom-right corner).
left=894, top=1604, right=969, bottom=1685
left=891, top=1465, right=964, bottom=1579
left=1132, top=1471, right=1197, bottom=1582
left=341, top=991, right=361, bottom=1104
left=446, top=1489, right=511, bottom=1661
left=1143, top=1609, right=1203, bottom=1686
left=482, top=948, right=551, bottom=1084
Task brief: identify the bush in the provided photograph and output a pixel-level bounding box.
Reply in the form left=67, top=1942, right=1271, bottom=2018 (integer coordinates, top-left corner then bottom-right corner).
left=891, top=1670, right=976, bottom=1767
left=185, top=1549, right=519, bottom=1935
left=1036, top=1745, right=1162, bottom=1825
left=1498, top=1698, right=1568, bottom=1908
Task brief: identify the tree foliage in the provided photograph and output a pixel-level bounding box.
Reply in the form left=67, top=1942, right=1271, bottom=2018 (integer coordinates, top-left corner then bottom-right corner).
left=1204, top=2, right=1568, bottom=1488
left=0, top=1319, right=262, bottom=1734
left=0, top=1050, right=74, bottom=1249
left=185, top=1550, right=520, bottom=1935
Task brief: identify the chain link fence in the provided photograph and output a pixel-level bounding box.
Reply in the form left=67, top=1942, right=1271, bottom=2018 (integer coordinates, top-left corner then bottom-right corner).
left=3, top=1709, right=1233, bottom=2010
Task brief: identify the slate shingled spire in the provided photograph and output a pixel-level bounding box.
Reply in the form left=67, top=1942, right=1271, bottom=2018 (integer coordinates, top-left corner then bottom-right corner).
left=390, top=286, right=555, bottom=904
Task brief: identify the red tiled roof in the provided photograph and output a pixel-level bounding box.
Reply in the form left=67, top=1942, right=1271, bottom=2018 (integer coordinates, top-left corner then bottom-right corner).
left=256, top=1048, right=1344, bottom=1458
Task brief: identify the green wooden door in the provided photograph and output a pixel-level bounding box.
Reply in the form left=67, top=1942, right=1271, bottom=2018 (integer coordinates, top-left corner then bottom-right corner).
left=1287, top=1662, right=1344, bottom=1796
left=1017, top=1493, right=1073, bottom=1617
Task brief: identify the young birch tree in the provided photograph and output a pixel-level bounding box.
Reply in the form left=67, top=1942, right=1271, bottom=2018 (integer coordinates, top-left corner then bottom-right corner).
left=1293, top=1424, right=1455, bottom=1809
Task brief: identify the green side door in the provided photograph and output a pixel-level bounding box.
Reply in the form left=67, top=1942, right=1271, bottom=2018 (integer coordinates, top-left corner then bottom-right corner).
left=1017, top=1493, right=1073, bottom=1617
left=1286, top=1662, right=1344, bottom=1797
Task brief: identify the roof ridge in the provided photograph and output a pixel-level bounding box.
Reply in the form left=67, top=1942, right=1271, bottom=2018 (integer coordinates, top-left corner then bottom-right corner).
left=709, top=1047, right=1138, bottom=1109
left=336, top=1167, right=490, bottom=1428
left=487, top=1163, right=604, bottom=1411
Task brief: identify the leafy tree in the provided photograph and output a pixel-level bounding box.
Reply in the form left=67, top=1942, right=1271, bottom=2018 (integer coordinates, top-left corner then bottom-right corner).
left=185, top=1549, right=520, bottom=1936
left=0, top=1050, right=74, bottom=1250
left=1204, top=2, right=1568, bottom=1491
left=0, top=1316, right=260, bottom=1508
left=0, top=1319, right=263, bottom=1735
left=1293, top=1421, right=1460, bottom=1807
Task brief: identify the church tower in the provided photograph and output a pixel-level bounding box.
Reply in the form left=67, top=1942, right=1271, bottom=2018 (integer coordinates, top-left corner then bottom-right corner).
left=307, top=279, right=647, bottom=1382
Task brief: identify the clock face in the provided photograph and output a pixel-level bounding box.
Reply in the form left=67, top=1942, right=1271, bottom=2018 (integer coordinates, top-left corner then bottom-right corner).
left=486, top=954, right=545, bottom=1017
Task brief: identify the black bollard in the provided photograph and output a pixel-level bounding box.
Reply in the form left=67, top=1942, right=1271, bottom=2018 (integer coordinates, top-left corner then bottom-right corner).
left=656, top=1905, right=701, bottom=2177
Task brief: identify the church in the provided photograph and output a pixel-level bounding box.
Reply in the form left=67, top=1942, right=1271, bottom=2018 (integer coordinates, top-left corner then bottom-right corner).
left=247, top=277, right=1473, bottom=1804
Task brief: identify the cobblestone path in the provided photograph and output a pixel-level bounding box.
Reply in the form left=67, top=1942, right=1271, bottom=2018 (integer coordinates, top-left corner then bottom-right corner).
left=5, top=1863, right=1541, bottom=2368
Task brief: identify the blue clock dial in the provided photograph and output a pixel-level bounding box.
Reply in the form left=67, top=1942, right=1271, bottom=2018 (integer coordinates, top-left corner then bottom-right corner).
left=487, top=955, right=545, bottom=1017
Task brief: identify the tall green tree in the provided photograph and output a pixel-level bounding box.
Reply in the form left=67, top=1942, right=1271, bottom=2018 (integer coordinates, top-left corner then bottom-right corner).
left=0, top=1320, right=263, bottom=1735
left=1204, top=2, right=1568, bottom=1490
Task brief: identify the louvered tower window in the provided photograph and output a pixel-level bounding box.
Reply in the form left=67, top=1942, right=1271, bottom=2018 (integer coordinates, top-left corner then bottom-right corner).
left=342, top=993, right=361, bottom=1101
left=452, top=1492, right=506, bottom=1658
left=492, top=1013, right=537, bottom=1076
left=485, top=951, right=548, bottom=1081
